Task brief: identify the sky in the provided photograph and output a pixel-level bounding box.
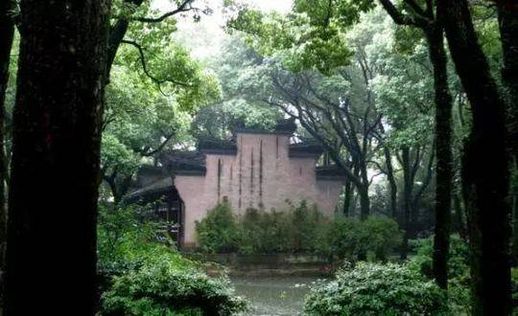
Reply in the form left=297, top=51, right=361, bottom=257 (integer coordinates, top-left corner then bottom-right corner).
left=240, top=0, right=292, bottom=13
left=151, top=0, right=293, bottom=60
left=152, top=0, right=292, bottom=14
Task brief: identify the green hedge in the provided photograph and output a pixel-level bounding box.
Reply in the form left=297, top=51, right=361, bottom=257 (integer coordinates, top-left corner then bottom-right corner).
left=195, top=201, right=402, bottom=261
left=194, top=202, right=240, bottom=253
left=313, top=216, right=402, bottom=261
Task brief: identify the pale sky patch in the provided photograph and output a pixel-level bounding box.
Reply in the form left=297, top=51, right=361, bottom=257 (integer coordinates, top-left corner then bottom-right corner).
left=150, top=0, right=292, bottom=60
left=152, top=0, right=292, bottom=14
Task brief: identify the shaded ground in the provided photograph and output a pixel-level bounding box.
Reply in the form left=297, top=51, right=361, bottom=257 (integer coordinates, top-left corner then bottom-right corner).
left=232, top=276, right=324, bottom=316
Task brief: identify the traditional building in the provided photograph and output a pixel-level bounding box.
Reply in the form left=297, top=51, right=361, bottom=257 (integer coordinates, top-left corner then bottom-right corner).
left=127, top=121, right=345, bottom=248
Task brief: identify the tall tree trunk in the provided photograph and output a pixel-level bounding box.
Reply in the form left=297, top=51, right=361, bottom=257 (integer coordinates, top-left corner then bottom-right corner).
left=0, top=0, right=15, bottom=273
left=400, top=146, right=412, bottom=260
left=4, top=0, right=110, bottom=314
left=498, top=3, right=518, bottom=165
left=453, top=192, right=468, bottom=241
left=357, top=184, right=370, bottom=220
left=342, top=179, right=353, bottom=216
left=512, top=187, right=518, bottom=266
left=438, top=0, right=511, bottom=313
left=425, top=25, right=453, bottom=290
left=383, top=146, right=398, bottom=219
left=358, top=161, right=370, bottom=220
left=498, top=1, right=518, bottom=269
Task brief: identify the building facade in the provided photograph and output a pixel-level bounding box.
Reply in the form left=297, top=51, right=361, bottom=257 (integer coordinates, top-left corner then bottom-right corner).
left=128, top=124, right=345, bottom=248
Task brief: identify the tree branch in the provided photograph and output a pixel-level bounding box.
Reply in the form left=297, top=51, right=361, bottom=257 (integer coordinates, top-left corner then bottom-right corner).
left=120, top=39, right=190, bottom=88
left=130, top=0, right=196, bottom=23
left=378, top=0, right=428, bottom=28
left=139, top=132, right=176, bottom=157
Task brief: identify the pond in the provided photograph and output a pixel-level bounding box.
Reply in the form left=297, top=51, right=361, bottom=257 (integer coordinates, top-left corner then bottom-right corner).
left=232, top=276, right=324, bottom=316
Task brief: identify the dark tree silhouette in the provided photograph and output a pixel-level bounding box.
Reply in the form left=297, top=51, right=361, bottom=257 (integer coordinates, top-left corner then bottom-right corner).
left=0, top=0, right=15, bottom=275
left=498, top=1, right=518, bottom=265
left=438, top=0, right=512, bottom=313
left=377, top=0, right=453, bottom=290
left=4, top=0, right=110, bottom=314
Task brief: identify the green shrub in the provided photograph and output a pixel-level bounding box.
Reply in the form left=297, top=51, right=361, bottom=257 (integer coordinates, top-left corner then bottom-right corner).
left=259, top=210, right=293, bottom=253
left=238, top=201, right=328, bottom=254
left=289, top=201, right=327, bottom=252
left=408, top=235, right=471, bottom=314
left=314, top=216, right=402, bottom=262
left=512, top=268, right=518, bottom=311
left=304, top=262, right=448, bottom=315
left=408, top=234, right=470, bottom=281
left=196, top=200, right=330, bottom=255
left=239, top=208, right=292, bottom=254
left=195, top=202, right=402, bottom=261
left=362, top=216, right=403, bottom=261
left=195, top=201, right=240, bottom=253
left=313, top=217, right=360, bottom=260
left=98, top=205, right=247, bottom=315
left=97, top=204, right=179, bottom=275
left=102, top=260, right=248, bottom=316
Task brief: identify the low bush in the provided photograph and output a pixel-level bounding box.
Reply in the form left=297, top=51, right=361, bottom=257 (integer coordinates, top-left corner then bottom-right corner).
left=195, top=201, right=240, bottom=253
left=238, top=201, right=327, bottom=254
left=102, top=260, right=247, bottom=316
left=98, top=204, right=248, bottom=315
left=408, top=235, right=471, bottom=314
left=304, top=262, right=448, bottom=315
left=362, top=216, right=403, bottom=261
left=239, top=208, right=291, bottom=254
left=314, top=216, right=402, bottom=262
left=512, top=268, right=518, bottom=311
left=408, top=234, right=470, bottom=281
left=196, top=200, right=331, bottom=255
left=195, top=201, right=403, bottom=261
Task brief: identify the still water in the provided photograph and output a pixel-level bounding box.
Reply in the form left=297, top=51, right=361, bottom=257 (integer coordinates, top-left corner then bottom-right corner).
left=232, top=276, right=323, bottom=316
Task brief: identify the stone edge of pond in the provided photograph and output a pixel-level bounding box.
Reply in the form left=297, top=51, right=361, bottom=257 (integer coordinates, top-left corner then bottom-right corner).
left=183, top=252, right=337, bottom=278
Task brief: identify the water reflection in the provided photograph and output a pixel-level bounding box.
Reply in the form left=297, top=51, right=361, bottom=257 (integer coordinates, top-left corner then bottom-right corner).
left=232, top=276, right=323, bottom=316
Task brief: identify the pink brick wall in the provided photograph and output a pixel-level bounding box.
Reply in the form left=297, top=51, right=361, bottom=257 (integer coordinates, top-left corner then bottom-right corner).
left=174, top=132, right=344, bottom=246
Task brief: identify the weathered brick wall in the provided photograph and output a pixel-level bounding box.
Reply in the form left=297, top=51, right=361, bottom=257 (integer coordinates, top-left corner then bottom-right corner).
left=175, top=132, right=344, bottom=246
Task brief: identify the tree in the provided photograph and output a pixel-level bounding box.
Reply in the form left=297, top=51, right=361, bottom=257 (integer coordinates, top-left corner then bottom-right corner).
left=267, top=64, right=381, bottom=219
left=230, top=2, right=452, bottom=286
left=354, top=13, right=436, bottom=256
left=0, top=0, right=15, bottom=309
left=498, top=0, right=518, bottom=268
left=360, top=0, right=452, bottom=290
left=191, top=36, right=282, bottom=140
left=498, top=2, right=518, bottom=166
left=437, top=0, right=512, bottom=313
left=4, top=0, right=110, bottom=313
left=100, top=42, right=219, bottom=204
left=105, top=0, right=208, bottom=81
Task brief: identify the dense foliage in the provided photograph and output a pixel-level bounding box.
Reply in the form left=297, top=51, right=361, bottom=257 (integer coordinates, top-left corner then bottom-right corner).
left=407, top=235, right=471, bottom=314
left=195, top=201, right=402, bottom=260
left=304, top=262, right=448, bottom=315
left=1, top=0, right=516, bottom=313
left=102, top=261, right=247, bottom=316
left=97, top=205, right=247, bottom=315
left=194, top=201, right=241, bottom=254
left=315, top=216, right=402, bottom=262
